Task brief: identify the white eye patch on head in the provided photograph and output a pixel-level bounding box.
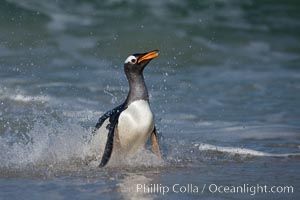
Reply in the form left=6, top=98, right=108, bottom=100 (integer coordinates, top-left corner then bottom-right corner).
left=124, top=55, right=137, bottom=64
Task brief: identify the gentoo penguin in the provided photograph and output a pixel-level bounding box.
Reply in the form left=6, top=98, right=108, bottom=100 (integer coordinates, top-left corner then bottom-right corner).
left=93, top=50, right=161, bottom=167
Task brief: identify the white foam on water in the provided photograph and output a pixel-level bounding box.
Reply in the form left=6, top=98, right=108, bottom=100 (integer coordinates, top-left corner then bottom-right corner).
left=11, top=94, right=50, bottom=103
left=198, top=143, right=300, bottom=158
left=0, top=87, right=50, bottom=103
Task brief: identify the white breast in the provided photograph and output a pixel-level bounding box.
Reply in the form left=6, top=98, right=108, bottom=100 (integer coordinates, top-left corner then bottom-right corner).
left=117, top=100, right=154, bottom=154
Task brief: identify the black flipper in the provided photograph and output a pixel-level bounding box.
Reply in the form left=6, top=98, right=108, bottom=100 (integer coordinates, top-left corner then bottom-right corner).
left=96, top=104, right=125, bottom=167
left=98, top=118, right=117, bottom=167
left=92, top=104, right=124, bottom=135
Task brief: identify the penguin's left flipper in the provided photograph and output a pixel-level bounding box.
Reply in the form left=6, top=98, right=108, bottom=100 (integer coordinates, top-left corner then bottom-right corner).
left=151, top=127, right=161, bottom=158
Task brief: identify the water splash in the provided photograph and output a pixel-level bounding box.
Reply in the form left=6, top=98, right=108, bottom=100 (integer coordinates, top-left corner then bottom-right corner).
left=0, top=109, right=165, bottom=174
left=0, top=115, right=90, bottom=169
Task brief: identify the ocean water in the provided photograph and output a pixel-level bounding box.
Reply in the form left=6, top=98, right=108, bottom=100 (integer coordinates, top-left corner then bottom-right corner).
left=0, top=0, right=300, bottom=199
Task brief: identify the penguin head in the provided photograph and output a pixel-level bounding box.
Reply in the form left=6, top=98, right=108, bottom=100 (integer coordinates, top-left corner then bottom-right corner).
left=124, top=50, right=159, bottom=75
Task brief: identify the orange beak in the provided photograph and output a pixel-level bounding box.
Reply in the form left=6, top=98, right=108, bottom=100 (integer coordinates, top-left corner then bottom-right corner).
left=137, top=50, right=159, bottom=64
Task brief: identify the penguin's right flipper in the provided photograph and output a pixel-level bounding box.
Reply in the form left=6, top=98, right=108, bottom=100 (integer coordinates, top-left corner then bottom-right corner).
left=98, top=104, right=124, bottom=167
left=98, top=119, right=117, bottom=167
left=92, top=104, right=124, bottom=135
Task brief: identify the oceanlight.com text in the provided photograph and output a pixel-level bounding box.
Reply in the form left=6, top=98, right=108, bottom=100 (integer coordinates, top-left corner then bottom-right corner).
left=136, top=183, right=294, bottom=196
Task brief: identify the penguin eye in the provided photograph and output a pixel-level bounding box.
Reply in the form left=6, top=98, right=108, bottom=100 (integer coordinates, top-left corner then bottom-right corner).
left=124, top=55, right=137, bottom=64
left=131, top=58, right=137, bottom=64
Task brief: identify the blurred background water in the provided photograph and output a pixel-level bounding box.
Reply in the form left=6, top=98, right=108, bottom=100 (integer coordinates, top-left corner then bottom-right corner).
left=0, top=0, right=300, bottom=199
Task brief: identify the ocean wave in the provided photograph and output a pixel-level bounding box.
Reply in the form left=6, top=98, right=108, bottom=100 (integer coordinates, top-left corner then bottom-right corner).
left=198, top=143, right=300, bottom=158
